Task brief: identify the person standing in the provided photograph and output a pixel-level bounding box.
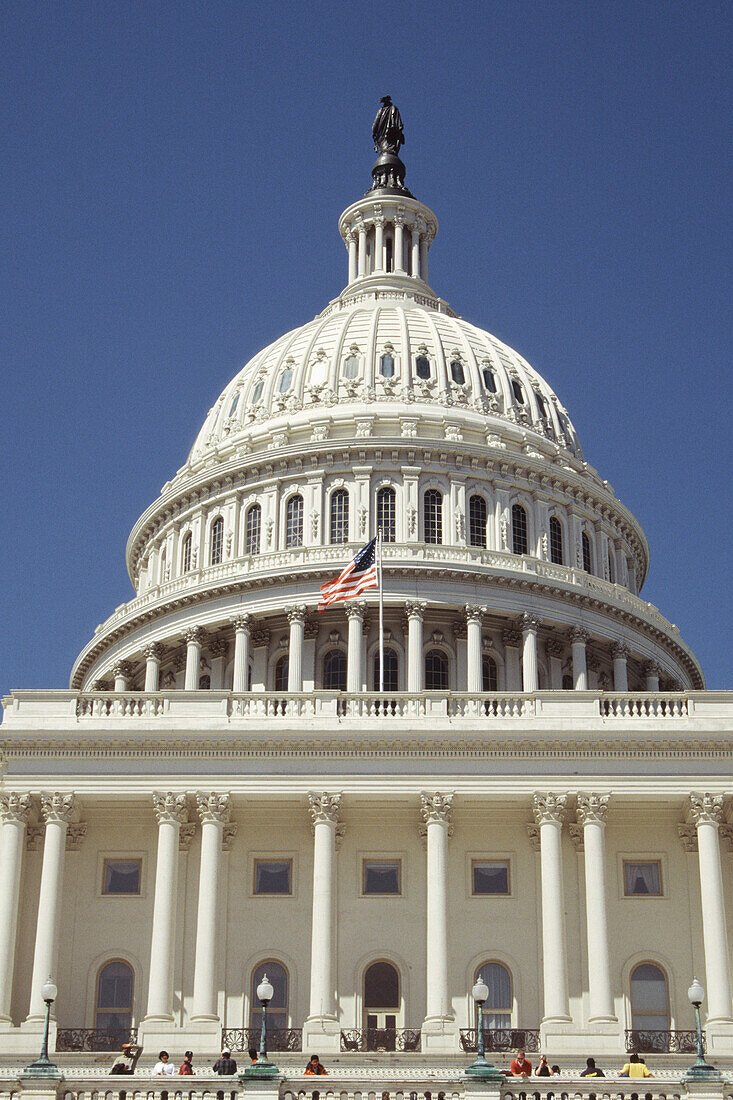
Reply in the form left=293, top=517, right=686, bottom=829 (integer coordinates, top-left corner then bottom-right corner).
left=213, top=1049, right=238, bottom=1074
left=178, top=1051, right=195, bottom=1075
left=152, top=1051, right=175, bottom=1076
left=510, top=1050, right=532, bottom=1076
left=580, top=1057, right=604, bottom=1077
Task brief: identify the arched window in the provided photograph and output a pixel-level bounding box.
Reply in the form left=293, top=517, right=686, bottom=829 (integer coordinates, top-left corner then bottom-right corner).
left=469, top=495, right=488, bottom=548
left=373, top=647, right=399, bottom=692
left=286, top=495, right=303, bottom=548
left=511, top=379, right=525, bottom=404
left=95, top=960, right=133, bottom=1041
left=181, top=531, right=193, bottom=573
left=582, top=530, right=593, bottom=573
left=482, top=366, right=497, bottom=393
left=630, top=963, right=669, bottom=1035
left=535, top=390, right=547, bottom=418
left=511, top=504, right=528, bottom=556
left=364, top=960, right=400, bottom=1039
left=278, top=368, right=293, bottom=394
left=377, top=486, right=396, bottom=543
left=228, top=392, right=240, bottom=417
left=250, top=960, right=288, bottom=1033
left=251, top=379, right=264, bottom=404
left=549, top=516, right=564, bottom=565
left=424, top=489, right=443, bottom=545
left=343, top=353, right=360, bottom=379
left=608, top=548, right=616, bottom=583
left=415, top=355, right=431, bottom=380
left=209, top=516, right=224, bottom=565
left=330, top=489, right=349, bottom=544
left=380, top=353, right=395, bottom=378
left=425, top=649, right=449, bottom=690
left=482, top=655, right=498, bottom=692
left=159, top=547, right=167, bottom=585
left=274, top=655, right=289, bottom=692
left=450, top=359, right=465, bottom=384
left=474, top=962, right=511, bottom=1030
left=198, top=674, right=210, bottom=690
left=246, top=503, right=261, bottom=555
left=323, top=649, right=347, bottom=691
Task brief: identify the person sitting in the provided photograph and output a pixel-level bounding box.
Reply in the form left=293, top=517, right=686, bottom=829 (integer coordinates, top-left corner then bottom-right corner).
left=620, top=1053, right=653, bottom=1078
left=304, top=1054, right=328, bottom=1075
left=213, top=1049, right=238, bottom=1074
left=580, top=1057, right=604, bottom=1077
left=536, top=1055, right=552, bottom=1077
left=551, top=1065, right=561, bottom=1076
left=152, top=1051, right=175, bottom=1075
left=110, top=1041, right=142, bottom=1074
left=510, top=1050, right=532, bottom=1076
left=248, top=1048, right=259, bottom=1064
left=178, top=1051, right=194, bottom=1075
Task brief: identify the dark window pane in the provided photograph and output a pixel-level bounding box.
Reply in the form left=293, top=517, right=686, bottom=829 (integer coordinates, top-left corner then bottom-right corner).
left=582, top=531, right=593, bottom=573
left=251, top=961, right=288, bottom=1027
left=549, top=516, right=563, bottom=564
left=511, top=379, right=524, bottom=404
left=323, top=649, right=347, bottom=690
left=380, top=354, right=395, bottom=378
left=343, top=354, right=359, bottom=379
left=364, top=860, right=400, bottom=894
left=97, top=962, right=133, bottom=1012
left=251, top=379, right=264, bottom=404
left=482, top=656, right=498, bottom=691
left=246, top=504, right=261, bottom=555
left=210, top=516, right=224, bottom=565
left=469, top=495, right=487, bottom=548
left=415, top=355, right=430, bottom=380
left=511, top=504, right=528, bottom=555
left=364, top=962, right=399, bottom=1007
left=330, top=489, right=349, bottom=544
left=624, top=861, right=662, bottom=896
left=286, top=495, right=303, bottom=548
left=482, top=367, right=497, bottom=393
left=274, top=655, right=289, bottom=691
left=182, top=532, right=192, bottom=573
left=377, top=487, right=396, bottom=542
left=255, top=860, right=291, bottom=894
left=373, top=648, right=398, bottom=692
left=278, top=369, right=293, bottom=393
left=425, top=649, right=448, bottom=690
left=473, top=861, right=509, bottom=894
left=103, top=860, right=141, bottom=895
left=450, top=360, right=465, bottom=384
left=424, top=489, right=442, bottom=544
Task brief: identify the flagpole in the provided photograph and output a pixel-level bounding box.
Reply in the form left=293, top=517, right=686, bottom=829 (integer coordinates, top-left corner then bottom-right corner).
left=378, top=528, right=384, bottom=694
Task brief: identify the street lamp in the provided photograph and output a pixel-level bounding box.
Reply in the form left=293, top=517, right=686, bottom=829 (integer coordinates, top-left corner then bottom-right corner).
left=244, top=973, right=279, bottom=1079
left=685, top=978, right=718, bottom=1079
left=23, top=978, right=60, bottom=1078
left=465, top=975, right=504, bottom=1080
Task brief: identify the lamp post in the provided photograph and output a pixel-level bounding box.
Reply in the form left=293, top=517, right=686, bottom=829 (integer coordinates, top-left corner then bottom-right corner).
left=244, top=973, right=279, bottom=1079
left=685, top=978, right=719, bottom=1079
left=23, top=978, right=61, bottom=1078
left=465, top=975, right=504, bottom=1080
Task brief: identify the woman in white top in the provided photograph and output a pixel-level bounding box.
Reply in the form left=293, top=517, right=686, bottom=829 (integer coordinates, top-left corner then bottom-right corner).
left=152, top=1051, right=176, bottom=1075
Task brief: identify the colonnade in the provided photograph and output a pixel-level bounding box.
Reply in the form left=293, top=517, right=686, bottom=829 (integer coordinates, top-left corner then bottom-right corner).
left=0, top=788, right=730, bottom=1044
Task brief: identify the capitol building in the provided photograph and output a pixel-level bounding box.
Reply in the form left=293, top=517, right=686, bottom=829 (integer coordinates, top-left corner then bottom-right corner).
left=1, top=100, right=732, bottom=1096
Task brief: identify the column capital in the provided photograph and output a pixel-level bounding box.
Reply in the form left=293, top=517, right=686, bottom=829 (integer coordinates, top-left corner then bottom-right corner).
left=308, top=791, right=342, bottom=825
left=576, top=792, right=610, bottom=827
left=66, top=822, right=87, bottom=850
left=143, top=642, right=164, bottom=660
left=196, top=792, right=230, bottom=825
left=153, top=791, right=188, bottom=826
left=184, top=626, right=204, bottom=645
left=465, top=605, right=485, bottom=625
left=677, top=823, right=698, bottom=852
left=405, top=600, right=426, bottom=621
left=110, top=661, right=133, bottom=680
left=532, top=792, right=567, bottom=826
left=643, top=659, right=662, bottom=676
left=40, top=792, right=76, bottom=824
left=687, top=792, right=725, bottom=827
left=288, top=605, right=307, bottom=626
left=545, top=639, right=564, bottom=658
left=420, top=791, right=454, bottom=826
left=502, top=627, right=521, bottom=648
left=611, top=641, right=630, bottom=660
left=0, top=792, right=32, bottom=825
left=231, top=614, right=252, bottom=632
left=569, top=627, right=590, bottom=644
left=251, top=626, right=271, bottom=648
left=209, top=638, right=228, bottom=659
left=521, top=612, right=541, bottom=632
left=346, top=601, right=367, bottom=622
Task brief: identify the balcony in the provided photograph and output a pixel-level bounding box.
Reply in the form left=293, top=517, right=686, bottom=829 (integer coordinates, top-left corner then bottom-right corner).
left=625, top=1028, right=701, bottom=1054
left=459, top=1027, right=541, bottom=1053
left=56, top=1026, right=138, bottom=1052
left=223, top=1026, right=303, bottom=1052
left=340, top=1026, right=421, bottom=1052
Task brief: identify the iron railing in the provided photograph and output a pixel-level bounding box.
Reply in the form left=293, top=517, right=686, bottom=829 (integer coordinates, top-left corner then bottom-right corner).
left=340, top=1027, right=421, bottom=1052
left=56, top=1026, right=138, bottom=1052
left=625, top=1029, right=700, bottom=1054
left=459, top=1027, right=541, bottom=1053
left=222, top=1027, right=302, bottom=1052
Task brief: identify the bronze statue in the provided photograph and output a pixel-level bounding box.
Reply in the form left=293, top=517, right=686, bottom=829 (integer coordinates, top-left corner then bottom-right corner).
left=372, top=96, right=405, bottom=155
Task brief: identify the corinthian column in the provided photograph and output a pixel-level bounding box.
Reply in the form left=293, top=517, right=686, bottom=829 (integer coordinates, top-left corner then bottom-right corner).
left=184, top=627, right=204, bottom=690
left=533, top=793, right=571, bottom=1023
left=521, top=613, right=541, bottom=692
left=27, top=793, right=75, bottom=1020
left=192, top=793, right=229, bottom=1023
left=288, top=606, right=306, bottom=692
left=144, top=643, right=163, bottom=692
left=304, top=793, right=342, bottom=1049
left=406, top=601, right=425, bottom=692
left=346, top=602, right=366, bottom=692
left=466, top=606, right=483, bottom=692
left=688, top=793, right=733, bottom=1023
left=421, top=792, right=458, bottom=1050
left=577, top=794, right=616, bottom=1022
left=611, top=643, right=629, bottom=692
left=0, top=794, right=31, bottom=1023
left=231, top=615, right=251, bottom=693
left=144, top=792, right=188, bottom=1023
left=570, top=627, right=589, bottom=690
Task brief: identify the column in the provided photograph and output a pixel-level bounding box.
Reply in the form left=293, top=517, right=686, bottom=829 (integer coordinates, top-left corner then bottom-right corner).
left=144, top=792, right=188, bottom=1023
left=346, top=603, right=365, bottom=693
left=421, top=792, right=457, bottom=1048
left=521, top=613, right=540, bottom=692
left=466, top=606, right=483, bottom=692
left=209, top=638, right=227, bottom=690
left=357, top=223, right=367, bottom=277
left=532, top=793, right=571, bottom=1022
left=143, top=644, right=162, bottom=692
left=184, top=627, right=203, bottom=690
left=570, top=627, right=589, bottom=690
left=503, top=627, right=522, bottom=691
left=406, top=601, right=425, bottom=692
left=577, top=794, right=616, bottom=1022
left=287, top=606, right=306, bottom=691
left=546, top=639, right=564, bottom=689
left=112, top=662, right=131, bottom=693
left=688, top=793, right=733, bottom=1022
left=645, top=661, right=661, bottom=692
left=394, top=217, right=405, bottom=274
left=0, top=794, right=31, bottom=1023
left=232, top=614, right=252, bottom=693
left=411, top=224, right=420, bottom=277
left=374, top=217, right=384, bottom=272
left=27, top=793, right=75, bottom=1020
left=611, top=643, right=629, bottom=692
left=347, top=231, right=357, bottom=284
left=192, top=793, right=229, bottom=1023
left=304, top=793, right=341, bottom=1046
left=420, top=237, right=429, bottom=283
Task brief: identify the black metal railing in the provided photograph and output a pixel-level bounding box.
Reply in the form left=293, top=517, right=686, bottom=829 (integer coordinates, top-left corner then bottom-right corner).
left=56, top=1027, right=138, bottom=1052
left=222, top=1027, right=302, bottom=1052
left=625, top=1029, right=701, bottom=1054
left=340, top=1027, right=421, bottom=1052
left=459, top=1027, right=541, bottom=1054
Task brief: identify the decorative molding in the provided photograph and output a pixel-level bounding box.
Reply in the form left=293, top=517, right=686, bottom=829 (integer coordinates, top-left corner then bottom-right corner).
left=179, top=822, right=197, bottom=852
left=346, top=601, right=367, bottom=622
left=26, top=825, right=45, bottom=851
left=677, top=823, right=698, bottom=852
left=569, top=627, right=590, bottom=644
left=687, top=792, right=725, bottom=827
left=465, top=605, right=484, bottom=625
left=143, top=643, right=164, bottom=661
left=222, top=821, right=238, bottom=852
left=545, top=639, right=564, bottom=659
left=303, top=618, right=320, bottom=640
left=251, top=627, right=270, bottom=648
left=183, top=626, right=204, bottom=646
left=532, top=792, right=567, bottom=827
left=420, top=791, right=454, bottom=826
left=568, top=822, right=584, bottom=850
left=0, top=792, right=32, bottom=825
left=502, top=628, right=521, bottom=648
left=526, top=823, right=541, bottom=851
left=719, top=825, right=733, bottom=853
left=405, top=601, right=426, bottom=620
left=40, top=792, right=76, bottom=825
left=232, top=614, right=252, bottom=633
left=521, top=613, right=541, bottom=631
left=576, top=792, right=609, bottom=827
left=611, top=642, right=630, bottom=660
left=66, top=822, right=87, bottom=850
left=208, top=638, right=228, bottom=659
left=308, top=791, right=342, bottom=826
left=288, top=605, right=307, bottom=626
left=196, top=791, right=230, bottom=825
left=152, top=791, right=188, bottom=826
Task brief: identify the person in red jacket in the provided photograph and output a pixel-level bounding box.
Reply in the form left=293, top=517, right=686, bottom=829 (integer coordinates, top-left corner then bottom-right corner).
left=304, top=1054, right=328, bottom=1075
left=510, top=1050, right=532, bottom=1076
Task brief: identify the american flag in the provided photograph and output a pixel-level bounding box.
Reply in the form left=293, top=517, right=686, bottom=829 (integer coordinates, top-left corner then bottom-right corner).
left=318, top=537, right=378, bottom=611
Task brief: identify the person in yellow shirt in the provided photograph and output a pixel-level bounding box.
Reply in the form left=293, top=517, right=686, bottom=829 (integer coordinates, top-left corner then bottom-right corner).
left=620, top=1053, right=653, bottom=1077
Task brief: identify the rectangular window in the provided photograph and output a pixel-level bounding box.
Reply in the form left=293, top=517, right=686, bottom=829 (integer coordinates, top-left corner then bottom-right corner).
left=363, top=859, right=401, bottom=895
left=624, top=860, right=662, bottom=896
left=102, top=859, right=141, bottom=895
left=254, top=859, right=292, bottom=894
left=472, top=859, right=510, bottom=895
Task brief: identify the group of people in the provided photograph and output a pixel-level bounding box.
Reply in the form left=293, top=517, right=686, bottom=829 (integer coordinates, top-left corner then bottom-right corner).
left=509, top=1051, right=654, bottom=1078
left=110, top=1043, right=328, bottom=1077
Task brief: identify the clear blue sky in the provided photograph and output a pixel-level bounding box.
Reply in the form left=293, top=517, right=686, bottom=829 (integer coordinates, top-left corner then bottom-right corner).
left=1, top=1, right=731, bottom=692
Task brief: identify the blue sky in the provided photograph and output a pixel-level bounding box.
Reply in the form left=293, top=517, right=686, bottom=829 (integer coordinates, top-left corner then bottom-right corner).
left=1, top=0, right=731, bottom=691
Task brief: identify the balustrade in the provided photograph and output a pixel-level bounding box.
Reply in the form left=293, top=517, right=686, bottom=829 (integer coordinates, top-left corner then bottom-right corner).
left=340, top=1026, right=422, bottom=1052
left=624, top=1029, right=700, bottom=1054
left=459, top=1027, right=541, bottom=1053
left=56, top=1025, right=137, bottom=1052
left=222, top=1025, right=302, bottom=1052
